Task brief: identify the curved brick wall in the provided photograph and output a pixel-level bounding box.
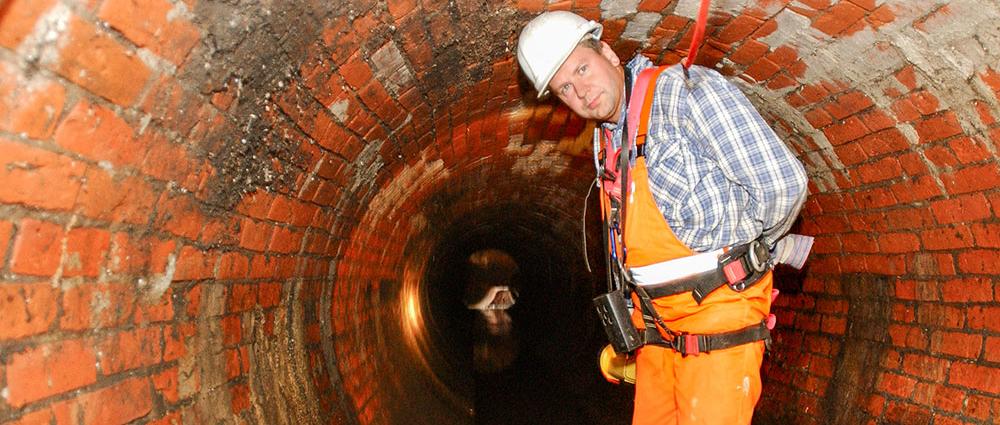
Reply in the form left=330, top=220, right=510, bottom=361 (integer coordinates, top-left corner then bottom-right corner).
left=0, top=1, right=997, bottom=424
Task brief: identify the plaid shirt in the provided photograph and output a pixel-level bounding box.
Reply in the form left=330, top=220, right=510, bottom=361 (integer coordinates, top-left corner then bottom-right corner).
left=601, top=55, right=807, bottom=252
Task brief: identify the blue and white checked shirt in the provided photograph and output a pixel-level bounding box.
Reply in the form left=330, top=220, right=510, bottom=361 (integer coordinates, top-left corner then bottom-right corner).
left=601, top=55, right=808, bottom=253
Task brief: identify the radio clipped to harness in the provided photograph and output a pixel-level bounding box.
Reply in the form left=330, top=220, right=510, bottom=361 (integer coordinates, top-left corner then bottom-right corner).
left=593, top=289, right=642, bottom=354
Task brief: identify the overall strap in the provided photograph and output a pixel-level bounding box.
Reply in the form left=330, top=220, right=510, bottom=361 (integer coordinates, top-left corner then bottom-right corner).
left=631, top=65, right=669, bottom=152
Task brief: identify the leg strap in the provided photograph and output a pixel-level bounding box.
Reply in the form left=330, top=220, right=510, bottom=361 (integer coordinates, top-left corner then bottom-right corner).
left=633, top=285, right=771, bottom=356
left=664, top=321, right=770, bottom=356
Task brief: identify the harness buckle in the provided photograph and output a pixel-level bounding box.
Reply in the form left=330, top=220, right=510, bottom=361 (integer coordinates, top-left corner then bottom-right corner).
left=672, top=333, right=702, bottom=356
left=720, top=239, right=771, bottom=292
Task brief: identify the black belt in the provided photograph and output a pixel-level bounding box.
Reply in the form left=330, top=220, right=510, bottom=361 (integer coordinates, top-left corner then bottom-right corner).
left=633, top=238, right=771, bottom=304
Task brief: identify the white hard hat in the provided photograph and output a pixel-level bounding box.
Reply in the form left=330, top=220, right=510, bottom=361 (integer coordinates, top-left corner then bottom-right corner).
left=517, top=11, right=603, bottom=98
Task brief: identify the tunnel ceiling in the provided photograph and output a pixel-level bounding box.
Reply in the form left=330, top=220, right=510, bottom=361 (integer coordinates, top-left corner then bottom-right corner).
left=1, top=0, right=999, bottom=425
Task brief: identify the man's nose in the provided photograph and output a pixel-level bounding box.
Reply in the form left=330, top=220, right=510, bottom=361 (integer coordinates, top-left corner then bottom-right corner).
left=573, top=83, right=589, bottom=100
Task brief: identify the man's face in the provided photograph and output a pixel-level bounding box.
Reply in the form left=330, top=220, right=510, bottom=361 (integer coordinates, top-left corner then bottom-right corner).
left=548, top=41, right=624, bottom=123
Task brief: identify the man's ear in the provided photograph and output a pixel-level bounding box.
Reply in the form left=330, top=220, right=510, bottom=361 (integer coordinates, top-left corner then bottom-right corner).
left=600, top=41, right=620, bottom=66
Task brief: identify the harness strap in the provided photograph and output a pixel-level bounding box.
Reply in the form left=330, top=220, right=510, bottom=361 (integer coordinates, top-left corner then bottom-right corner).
left=634, top=281, right=770, bottom=356
left=636, top=237, right=771, bottom=303
left=664, top=322, right=771, bottom=356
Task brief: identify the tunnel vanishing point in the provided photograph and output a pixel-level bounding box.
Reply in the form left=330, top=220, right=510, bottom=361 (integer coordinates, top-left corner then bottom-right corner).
left=0, top=0, right=998, bottom=424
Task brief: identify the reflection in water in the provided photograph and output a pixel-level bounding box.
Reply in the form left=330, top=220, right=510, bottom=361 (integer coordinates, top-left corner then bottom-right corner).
left=465, top=250, right=520, bottom=374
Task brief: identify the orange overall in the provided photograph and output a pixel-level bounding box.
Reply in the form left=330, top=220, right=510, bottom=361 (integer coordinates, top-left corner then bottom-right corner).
left=602, top=67, right=772, bottom=425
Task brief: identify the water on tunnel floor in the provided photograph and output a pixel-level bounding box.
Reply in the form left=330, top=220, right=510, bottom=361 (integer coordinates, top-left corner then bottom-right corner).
left=421, top=227, right=634, bottom=425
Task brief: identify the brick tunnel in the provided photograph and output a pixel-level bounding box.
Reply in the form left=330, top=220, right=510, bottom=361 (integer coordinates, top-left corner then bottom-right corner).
left=0, top=0, right=998, bottom=424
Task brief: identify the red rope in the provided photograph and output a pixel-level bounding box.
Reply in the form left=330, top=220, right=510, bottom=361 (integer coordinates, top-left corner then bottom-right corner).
left=683, top=0, right=711, bottom=69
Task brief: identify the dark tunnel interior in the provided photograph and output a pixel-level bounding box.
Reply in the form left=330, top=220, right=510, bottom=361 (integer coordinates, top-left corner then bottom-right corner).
left=414, top=201, right=634, bottom=425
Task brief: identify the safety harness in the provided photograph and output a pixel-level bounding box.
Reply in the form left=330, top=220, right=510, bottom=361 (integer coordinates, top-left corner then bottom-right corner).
left=592, top=64, right=773, bottom=358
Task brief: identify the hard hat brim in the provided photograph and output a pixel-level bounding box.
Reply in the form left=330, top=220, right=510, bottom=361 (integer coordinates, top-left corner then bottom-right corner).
left=535, top=32, right=600, bottom=99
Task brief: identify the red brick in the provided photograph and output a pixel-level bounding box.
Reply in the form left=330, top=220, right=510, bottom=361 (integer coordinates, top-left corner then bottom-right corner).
left=948, top=362, right=1000, bottom=393
left=981, top=67, right=1000, bottom=100
left=0, top=219, right=12, bottom=263
left=50, top=376, right=152, bottom=425
left=53, top=17, right=151, bottom=106
left=931, top=331, right=983, bottom=359
left=930, top=193, right=991, bottom=224
left=387, top=0, right=417, bottom=21
left=221, top=314, right=242, bottom=345
left=60, top=282, right=135, bottom=330
left=857, top=128, right=911, bottom=157
left=63, top=227, right=111, bottom=277
left=921, top=225, right=974, bottom=250
left=716, top=14, right=763, bottom=44
left=268, top=226, right=304, bottom=254
left=5, top=339, right=98, bottom=407
left=75, top=169, right=158, bottom=225
left=811, top=1, right=866, bottom=36
left=891, top=98, right=921, bottom=122
left=824, top=90, right=874, bottom=120
left=152, top=367, right=179, bottom=404
left=857, top=109, right=896, bottom=132
left=913, top=112, right=964, bottom=143
left=822, top=115, right=868, bottom=145
left=948, top=137, right=992, bottom=164
left=0, top=138, right=85, bottom=211
left=908, top=90, right=940, bottom=115
left=257, top=282, right=282, bottom=308
left=868, top=4, right=896, bottom=28
left=957, top=249, right=1000, bottom=275
left=231, top=383, right=251, bottom=414
left=154, top=192, right=204, bottom=240
left=964, top=394, right=997, bottom=421
left=941, top=164, right=1000, bottom=195
left=971, top=223, right=1000, bottom=248
left=855, top=156, right=902, bottom=184
left=798, top=83, right=830, bottom=105
left=184, top=284, right=202, bottom=318
left=985, top=337, right=1000, bottom=363
left=744, top=58, right=781, bottom=82
left=140, top=133, right=194, bottom=183
left=238, top=218, right=271, bottom=251
left=227, top=283, right=256, bottom=312
left=0, top=283, right=57, bottom=340
left=225, top=347, right=242, bottom=379
left=804, top=107, right=833, bottom=128
left=135, top=288, right=175, bottom=324
left=890, top=175, right=941, bottom=203
left=172, top=246, right=217, bottom=281
left=942, top=278, right=994, bottom=303
left=877, top=232, right=920, bottom=253
left=339, top=53, right=373, bottom=90
left=0, top=63, right=68, bottom=139
left=10, top=219, right=64, bottom=276
left=0, top=0, right=56, bottom=48
left=98, top=0, right=200, bottom=65
left=98, top=327, right=163, bottom=374
left=54, top=102, right=145, bottom=167
left=162, top=324, right=185, bottom=362
left=878, top=371, right=916, bottom=398
left=888, top=324, right=928, bottom=349
left=901, top=353, right=948, bottom=381
left=217, top=252, right=250, bottom=280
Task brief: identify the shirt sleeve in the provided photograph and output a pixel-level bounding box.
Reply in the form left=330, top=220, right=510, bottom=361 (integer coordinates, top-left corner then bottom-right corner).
left=684, top=66, right=808, bottom=247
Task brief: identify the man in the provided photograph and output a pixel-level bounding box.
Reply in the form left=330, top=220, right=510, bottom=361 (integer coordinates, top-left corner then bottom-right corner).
left=516, top=11, right=809, bottom=425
